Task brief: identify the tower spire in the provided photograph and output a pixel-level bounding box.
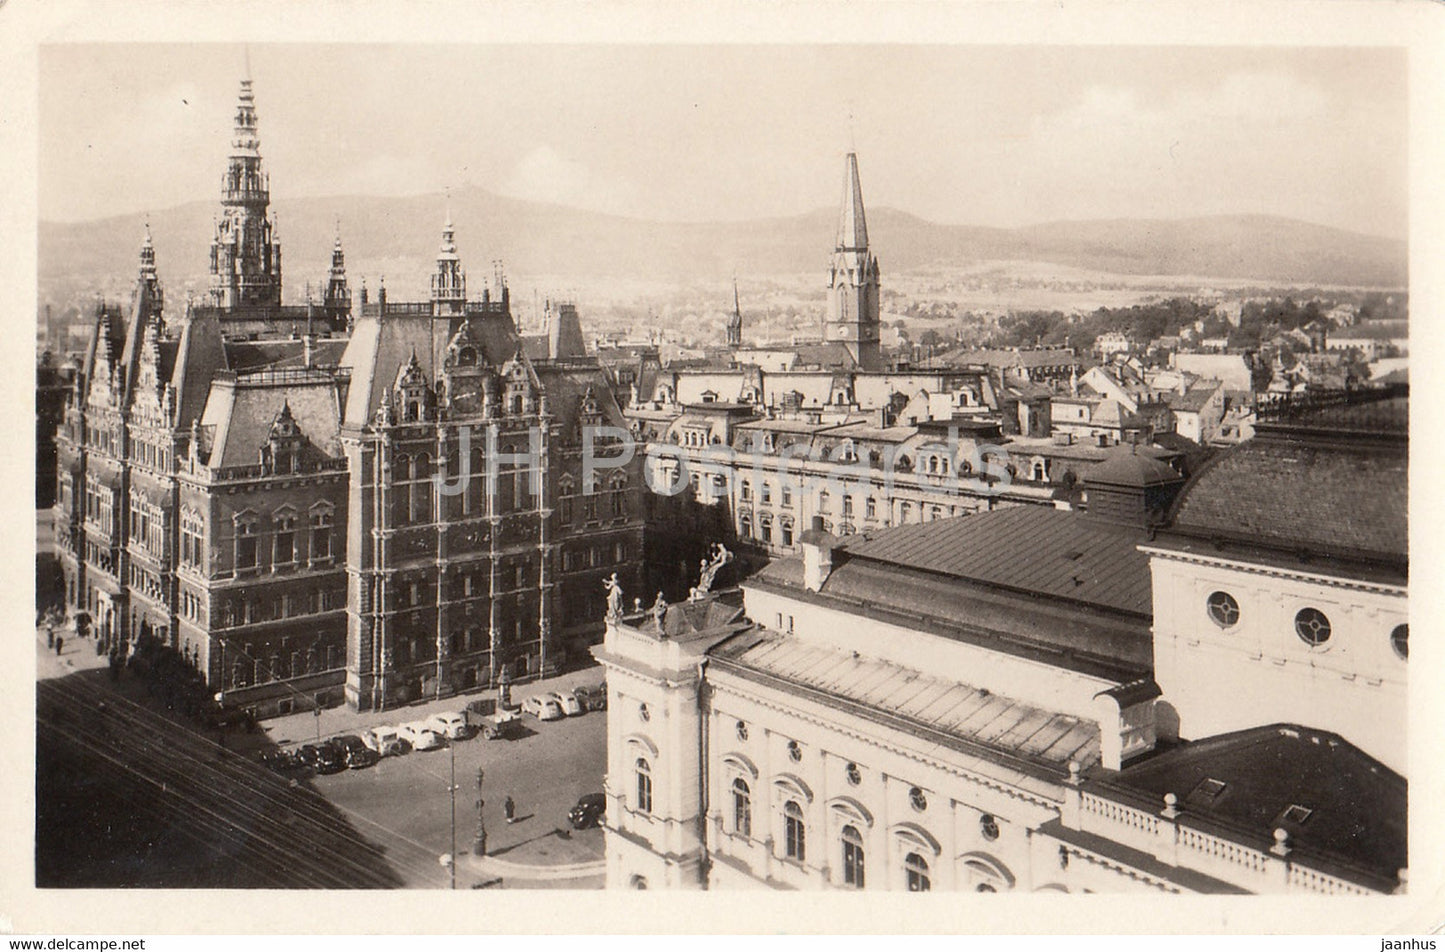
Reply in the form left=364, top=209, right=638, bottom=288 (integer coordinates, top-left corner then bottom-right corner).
left=209, top=67, right=281, bottom=309
left=824, top=152, right=881, bottom=370
left=726, top=277, right=743, bottom=348
left=836, top=152, right=869, bottom=252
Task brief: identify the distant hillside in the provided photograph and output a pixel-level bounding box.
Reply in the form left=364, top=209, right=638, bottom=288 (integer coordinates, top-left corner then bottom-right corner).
left=38, top=187, right=1406, bottom=310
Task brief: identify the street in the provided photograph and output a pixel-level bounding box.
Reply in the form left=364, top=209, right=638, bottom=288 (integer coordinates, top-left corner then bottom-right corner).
left=301, top=697, right=607, bottom=888
left=34, top=612, right=608, bottom=889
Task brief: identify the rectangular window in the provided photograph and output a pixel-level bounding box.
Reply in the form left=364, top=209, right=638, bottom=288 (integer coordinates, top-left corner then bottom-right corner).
left=310, top=510, right=332, bottom=561
left=275, top=525, right=295, bottom=566
left=236, top=523, right=257, bottom=570
left=865, top=497, right=876, bottom=519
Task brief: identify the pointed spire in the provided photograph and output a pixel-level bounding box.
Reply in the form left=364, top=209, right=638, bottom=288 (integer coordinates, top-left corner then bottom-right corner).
left=836, top=152, right=868, bottom=252
left=139, top=219, right=158, bottom=279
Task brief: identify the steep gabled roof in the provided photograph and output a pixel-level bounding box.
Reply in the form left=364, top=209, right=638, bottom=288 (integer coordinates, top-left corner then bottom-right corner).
left=200, top=377, right=343, bottom=468
left=169, top=309, right=228, bottom=430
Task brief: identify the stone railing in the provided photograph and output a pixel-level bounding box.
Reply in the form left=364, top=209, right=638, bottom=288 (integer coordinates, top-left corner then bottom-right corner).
left=1067, top=785, right=1389, bottom=894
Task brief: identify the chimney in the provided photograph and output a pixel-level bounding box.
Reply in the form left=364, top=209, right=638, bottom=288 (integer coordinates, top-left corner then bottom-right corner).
left=302, top=333, right=315, bottom=368
left=800, top=515, right=837, bottom=593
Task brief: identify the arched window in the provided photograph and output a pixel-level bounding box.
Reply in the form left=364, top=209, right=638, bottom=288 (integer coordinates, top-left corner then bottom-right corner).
left=732, top=778, right=752, bottom=838
left=905, top=852, right=931, bottom=892
left=841, top=824, right=865, bottom=888
left=784, top=801, right=806, bottom=862
left=635, top=758, right=653, bottom=814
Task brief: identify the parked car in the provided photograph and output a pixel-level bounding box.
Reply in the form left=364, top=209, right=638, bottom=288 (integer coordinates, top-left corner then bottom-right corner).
left=573, top=683, right=607, bottom=712
left=521, top=694, right=565, bottom=721
left=398, top=721, right=446, bottom=751
left=482, top=709, right=522, bottom=740
left=258, top=748, right=307, bottom=776
left=330, top=734, right=381, bottom=769
left=568, top=793, right=606, bottom=830
left=427, top=711, right=475, bottom=741
left=362, top=725, right=407, bottom=757
left=549, top=691, right=584, bottom=716
left=297, top=742, right=347, bottom=775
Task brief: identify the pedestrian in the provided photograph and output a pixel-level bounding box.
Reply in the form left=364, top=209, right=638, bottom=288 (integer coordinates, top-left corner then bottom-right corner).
left=55, top=636, right=63, bottom=656
left=45, top=626, right=54, bottom=649
left=504, top=796, right=516, bottom=824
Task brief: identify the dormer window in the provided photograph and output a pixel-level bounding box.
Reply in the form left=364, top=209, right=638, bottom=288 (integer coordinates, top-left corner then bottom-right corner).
left=1280, top=804, right=1313, bottom=825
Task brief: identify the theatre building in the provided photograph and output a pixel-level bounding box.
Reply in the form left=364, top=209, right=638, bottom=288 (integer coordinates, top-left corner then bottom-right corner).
left=594, top=394, right=1407, bottom=893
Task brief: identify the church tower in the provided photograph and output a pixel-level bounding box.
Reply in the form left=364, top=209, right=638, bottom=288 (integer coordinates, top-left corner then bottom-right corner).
left=208, top=70, right=282, bottom=309
left=823, top=153, right=881, bottom=370
left=430, top=212, right=467, bottom=317
left=725, top=279, right=743, bottom=348
left=323, top=224, right=351, bottom=331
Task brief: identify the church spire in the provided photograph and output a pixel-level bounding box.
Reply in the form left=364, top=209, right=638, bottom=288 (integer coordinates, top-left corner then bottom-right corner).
left=836, top=152, right=869, bottom=253
left=824, top=152, right=882, bottom=370
left=726, top=278, right=742, bottom=348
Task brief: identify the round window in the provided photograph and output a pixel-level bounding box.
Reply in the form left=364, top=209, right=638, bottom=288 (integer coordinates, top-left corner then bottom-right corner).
left=1206, top=591, right=1240, bottom=628
left=980, top=814, right=1000, bottom=841
left=1391, top=624, right=1408, bottom=660
left=736, top=720, right=748, bottom=741
left=909, top=786, right=928, bottom=812
left=1295, top=608, right=1332, bottom=647
left=638, top=702, right=650, bottom=722
left=845, top=762, right=862, bottom=786
left=787, top=740, right=802, bottom=762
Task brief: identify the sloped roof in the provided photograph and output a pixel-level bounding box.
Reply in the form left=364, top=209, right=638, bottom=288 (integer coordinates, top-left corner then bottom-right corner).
left=790, top=341, right=859, bottom=370
left=1163, top=418, right=1406, bottom=573
left=711, top=630, right=1101, bottom=774
left=339, top=312, right=525, bottom=428
left=1166, top=381, right=1224, bottom=413
left=1097, top=724, right=1404, bottom=889
left=169, top=310, right=228, bottom=430
left=201, top=378, right=343, bottom=468
left=841, top=506, right=1153, bottom=617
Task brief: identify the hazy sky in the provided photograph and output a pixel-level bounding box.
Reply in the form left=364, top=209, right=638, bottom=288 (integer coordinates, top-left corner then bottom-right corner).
left=39, top=44, right=1407, bottom=238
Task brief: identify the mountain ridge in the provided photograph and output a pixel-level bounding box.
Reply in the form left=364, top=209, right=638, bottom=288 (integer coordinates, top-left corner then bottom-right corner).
left=38, top=186, right=1407, bottom=307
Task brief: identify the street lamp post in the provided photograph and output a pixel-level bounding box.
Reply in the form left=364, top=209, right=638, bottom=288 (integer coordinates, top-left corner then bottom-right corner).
left=473, top=767, right=487, bottom=858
